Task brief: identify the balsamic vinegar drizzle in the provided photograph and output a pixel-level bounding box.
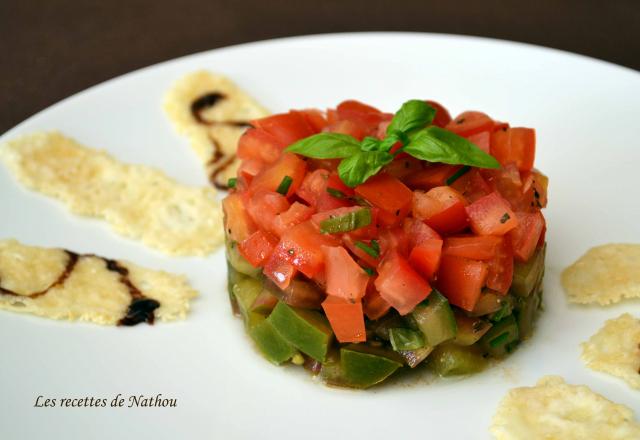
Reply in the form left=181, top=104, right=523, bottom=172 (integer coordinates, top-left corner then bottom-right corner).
left=190, top=92, right=251, bottom=190
left=0, top=251, right=160, bottom=326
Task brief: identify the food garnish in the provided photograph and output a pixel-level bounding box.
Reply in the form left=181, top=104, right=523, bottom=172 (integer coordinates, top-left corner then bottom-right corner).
left=490, top=376, right=640, bottom=440
left=0, top=239, right=197, bottom=325
left=562, top=244, right=640, bottom=305
left=0, top=132, right=224, bottom=256
left=581, top=313, right=640, bottom=389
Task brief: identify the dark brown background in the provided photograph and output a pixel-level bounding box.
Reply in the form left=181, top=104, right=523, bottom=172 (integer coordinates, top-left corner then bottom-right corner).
left=2, top=0, right=638, bottom=134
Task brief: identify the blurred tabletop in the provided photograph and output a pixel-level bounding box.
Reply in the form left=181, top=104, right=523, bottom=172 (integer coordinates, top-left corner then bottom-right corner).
left=2, top=0, right=639, bottom=133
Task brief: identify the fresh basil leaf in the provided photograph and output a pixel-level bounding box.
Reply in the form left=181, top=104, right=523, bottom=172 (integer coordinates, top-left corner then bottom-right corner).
left=387, top=100, right=436, bottom=135
left=379, top=132, right=402, bottom=152
left=338, top=151, right=394, bottom=187
left=404, top=126, right=501, bottom=169
left=360, top=136, right=382, bottom=152
left=285, top=133, right=361, bottom=159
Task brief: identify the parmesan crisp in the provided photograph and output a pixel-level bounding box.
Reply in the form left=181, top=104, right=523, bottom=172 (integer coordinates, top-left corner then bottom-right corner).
left=490, top=376, right=640, bottom=440
left=0, top=132, right=224, bottom=256
left=163, top=70, right=270, bottom=187
left=562, top=244, right=640, bottom=305
left=0, top=239, right=197, bottom=325
left=582, top=313, right=640, bottom=390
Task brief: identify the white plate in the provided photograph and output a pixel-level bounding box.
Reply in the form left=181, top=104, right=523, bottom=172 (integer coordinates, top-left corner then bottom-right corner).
left=1, top=33, right=639, bottom=439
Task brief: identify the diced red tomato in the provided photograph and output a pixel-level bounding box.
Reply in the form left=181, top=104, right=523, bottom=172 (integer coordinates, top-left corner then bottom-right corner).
left=375, top=251, right=432, bottom=315
left=403, top=218, right=441, bottom=249
left=324, top=119, right=368, bottom=140
left=491, top=127, right=536, bottom=172
left=378, top=226, right=409, bottom=258
left=295, top=109, right=328, bottom=132
left=222, top=193, right=256, bottom=242
left=408, top=239, right=443, bottom=280
left=271, top=202, right=315, bottom=237
left=249, top=153, right=307, bottom=197
left=445, top=111, right=494, bottom=138
left=508, top=212, right=545, bottom=262
left=237, top=158, right=266, bottom=184
left=466, top=192, right=518, bottom=236
left=413, top=186, right=469, bottom=234
left=263, top=247, right=297, bottom=289
left=322, top=296, right=366, bottom=343
left=251, top=111, right=315, bottom=146
left=238, top=230, right=278, bottom=267
left=437, top=255, right=488, bottom=312
left=237, top=128, right=284, bottom=164
left=383, top=156, right=424, bottom=180
left=486, top=236, right=514, bottom=294
left=443, top=235, right=502, bottom=260
left=521, top=169, right=549, bottom=210
left=297, top=169, right=330, bottom=206
left=426, top=100, right=452, bottom=128
left=467, top=131, right=491, bottom=153
left=342, top=235, right=380, bottom=267
left=482, top=163, right=524, bottom=210
left=274, top=221, right=339, bottom=278
left=450, top=169, right=491, bottom=203
left=246, top=190, right=290, bottom=235
left=363, top=286, right=391, bottom=320
left=355, top=173, right=413, bottom=226
left=406, top=164, right=460, bottom=190
left=336, top=100, right=385, bottom=133
left=321, top=246, right=369, bottom=301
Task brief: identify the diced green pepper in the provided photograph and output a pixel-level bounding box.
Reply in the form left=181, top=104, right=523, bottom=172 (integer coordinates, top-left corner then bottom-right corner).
left=412, top=291, right=457, bottom=346
left=469, top=290, right=504, bottom=317
left=389, top=328, right=425, bottom=351
left=515, top=282, right=543, bottom=340
left=226, top=239, right=261, bottom=277
left=489, top=295, right=514, bottom=323
left=428, top=343, right=487, bottom=376
left=249, top=315, right=297, bottom=364
left=370, top=313, right=405, bottom=341
left=511, top=244, right=546, bottom=297
left=397, top=346, right=434, bottom=368
left=453, top=313, right=492, bottom=346
left=231, top=277, right=263, bottom=326
left=268, top=301, right=333, bottom=362
left=226, top=261, right=244, bottom=316
left=340, top=344, right=403, bottom=388
left=479, top=314, right=519, bottom=358
left=320, top=208, right=372, bottom=234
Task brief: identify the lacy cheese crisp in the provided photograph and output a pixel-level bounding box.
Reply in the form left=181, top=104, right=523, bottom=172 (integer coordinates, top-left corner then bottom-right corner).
left=0, top=239, right=197, bottom=325
left=490, top=376, right=640, bottom=440
left=582, top=313, right=640, bottom=390
left=163, top=70, right=270, bottom=188
left=562, top=244, right=640, bottom=305
left=0, top=132, right=223, bottom=256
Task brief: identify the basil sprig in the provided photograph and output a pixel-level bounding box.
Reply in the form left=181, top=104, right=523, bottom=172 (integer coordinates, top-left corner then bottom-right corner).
left=286, top=100, right=499, bottom=187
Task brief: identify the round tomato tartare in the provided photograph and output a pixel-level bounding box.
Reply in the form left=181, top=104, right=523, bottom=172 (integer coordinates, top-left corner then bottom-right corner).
left=223, top=99, right=547, bottom=388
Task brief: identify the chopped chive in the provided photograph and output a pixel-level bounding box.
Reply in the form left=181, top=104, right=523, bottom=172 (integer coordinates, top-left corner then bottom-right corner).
left=276, top=175, right=293, bottom=195
left=319, top=208, right=372, bottom=234
left=326, top=187, right=346, bottom=199
left=500, top=212, right=511, bottom=224
left=227, top=177, right=237, bottom=189
left=355, top=240, right=380, bottom=258
left=362, top=267, right=375, bottom=276
left=445, top=165, right=471, bottom=186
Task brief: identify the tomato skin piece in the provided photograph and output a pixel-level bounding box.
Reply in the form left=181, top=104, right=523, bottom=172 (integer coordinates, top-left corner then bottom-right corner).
left=322, top=246, right=369, bottom=301
left=363, top=286, right=391, bottom=320
left=436, top=255, right=488, bottom=312
left=375, top=251, right=432, bottom=315
left=355, top=173, right=413, bottom=227
left=237, top=128, right=284, bottom=164
left=408, top=239, right=443, bottom=280
left=274, top=221, right=339, bottom=278
left=222, top=193, right=256, bottom=242
left=490, top=127, right=536, bottom=172
left=238, top=230, right=278, bottom=267
left=425, top=100, right=452, bottom=128
left=249, top=153, right=307, bottom=197
left=486, top=236, right=514, bottom=294
left=465, top=192, right=518, bottom=236
left=412, top=186, right=469, bottom=234
left=508, top=212, right=545, bottom=262
left=445, top=111, right=494, bottom=138
left=443, top=235, right=502, bottom=260
left=251, top=111, right=315, bottom=146
left=322, top=296, right=366, bottom=343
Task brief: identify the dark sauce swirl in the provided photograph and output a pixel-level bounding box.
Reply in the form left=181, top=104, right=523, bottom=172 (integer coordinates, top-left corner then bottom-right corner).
left=0, top=250, right=160, bottom=326
left=189, top=92, right=251, bottom=190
